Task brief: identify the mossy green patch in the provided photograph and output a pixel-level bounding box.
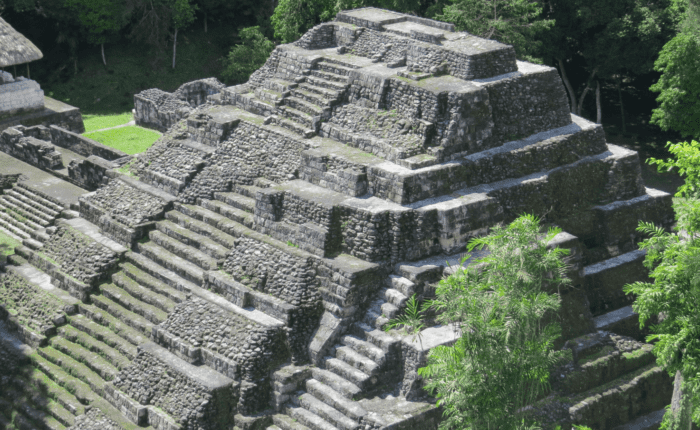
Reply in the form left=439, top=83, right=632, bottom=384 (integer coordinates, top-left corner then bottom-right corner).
left=0, top=230, right=21, bottom=263
left=84, top=126, right=161, bottom=155
left=82, top=112, right=133, bottom=133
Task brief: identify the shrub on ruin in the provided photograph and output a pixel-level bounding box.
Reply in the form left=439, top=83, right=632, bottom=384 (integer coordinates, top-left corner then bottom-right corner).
left=623, top=197, right=700, bottom=428
left=220, top=26, right=275, bottom=84
left=417, top=214, right=572, bottom=430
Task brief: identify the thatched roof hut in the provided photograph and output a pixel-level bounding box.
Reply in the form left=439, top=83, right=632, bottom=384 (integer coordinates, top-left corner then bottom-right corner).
left=0, top=16, right=43, bottom=67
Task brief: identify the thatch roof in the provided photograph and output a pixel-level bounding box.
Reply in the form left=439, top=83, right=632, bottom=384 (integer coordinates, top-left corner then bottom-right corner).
left=0, top=16, right=43, bottom=67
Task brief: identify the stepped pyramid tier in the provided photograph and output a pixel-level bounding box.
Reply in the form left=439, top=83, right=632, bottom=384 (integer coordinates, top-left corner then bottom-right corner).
left=0, top=7, right=679, bottom=430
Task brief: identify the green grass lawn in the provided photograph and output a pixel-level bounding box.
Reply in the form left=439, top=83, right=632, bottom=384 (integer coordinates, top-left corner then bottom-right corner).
left=0, top=229, right=21, bottom=265
left=83, top=112, right=134, bottom=132
left=84, top=126, right=161, bottom=155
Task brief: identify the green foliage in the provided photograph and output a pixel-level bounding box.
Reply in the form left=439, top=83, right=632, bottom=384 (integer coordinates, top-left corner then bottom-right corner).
left=270, top=0, right=335, bottom=43
left=82, top=112, right=134, bottom=132
left=418, top=214, right=572, bottom=430
left=435, top=0, right=554, bottom=62
left=384, top=294, right=429, bottom=349
left=220, top=26, right=275, bottom=84
left=650, top=33, right=700, bottom=138
left=647, top=140, right=700, bottom=198
left=172, top=0, right=198, bottom=30
left=623, top=198, right=700, bottom=426
left=65, top=0, right=131, bottom=46
left=84, top=126, right=161, bottom=154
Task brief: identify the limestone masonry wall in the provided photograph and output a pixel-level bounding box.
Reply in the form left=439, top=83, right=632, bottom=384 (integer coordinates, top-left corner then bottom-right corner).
left=0, top=77, right=44, bottom=116
left=0, top=127, right=62, bottom=170
left=113, top=350, right=237, bottom=430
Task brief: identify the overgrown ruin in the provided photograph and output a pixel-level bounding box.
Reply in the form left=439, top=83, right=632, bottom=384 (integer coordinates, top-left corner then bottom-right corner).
left=0, top=8, right=679, bottom=430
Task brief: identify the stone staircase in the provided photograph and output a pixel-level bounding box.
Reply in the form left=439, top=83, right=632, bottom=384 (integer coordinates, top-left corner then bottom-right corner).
left=0, top=182, right=65, bottom=240
left=269, top=324, right=400, bottom=430
left=257, top=60, right=352, bottom=139
left=526, top=331, right=673, bottom=429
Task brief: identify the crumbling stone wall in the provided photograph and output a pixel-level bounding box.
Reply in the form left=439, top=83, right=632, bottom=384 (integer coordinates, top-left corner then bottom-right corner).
left=81, top=180, right=170, bottom=228
left=40, top=224, right=119, bottom=286
left=180, top=122, right=309, bottom=203
left=0, top=76, right=44, bottom=117
left=134, top=88, right=192, bottom=132
left=173, top=78, right=225, bottom=108
left=294, top=23, right=336, bottom=50
left=0, top=127, right=62, bottom=170
left=113, top=350, right=237, bottom=430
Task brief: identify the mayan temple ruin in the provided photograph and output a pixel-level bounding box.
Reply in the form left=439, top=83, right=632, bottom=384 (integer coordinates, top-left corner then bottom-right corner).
left=0, top=7, right=680, bottom=430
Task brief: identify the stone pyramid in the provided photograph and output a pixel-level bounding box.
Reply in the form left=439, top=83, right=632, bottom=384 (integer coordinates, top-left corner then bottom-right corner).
left=0, top=7, right=677, bottom=430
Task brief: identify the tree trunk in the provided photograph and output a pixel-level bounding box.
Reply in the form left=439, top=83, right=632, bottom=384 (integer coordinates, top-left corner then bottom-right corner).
left=557, top=58, right=577, bottom=114
left=172, top=28, right=178, bottom=69
left=595, top=80, right=601, bottom=124
left=577, top=67, right=599, bottom=119
left=74, top=57, right=78, bottom=75
left=26, top=64, right=30, bottom=79
left=617, top=76, right=626, bottom=133
left=665, top=370, right=694, bottom=430
left=101, top=43, right=107, bottom=66
left=204, top=12, right=207, bottom=33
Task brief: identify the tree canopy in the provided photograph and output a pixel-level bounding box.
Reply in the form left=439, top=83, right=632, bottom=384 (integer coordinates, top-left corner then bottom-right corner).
left=417, top=214, right=572, bottom=429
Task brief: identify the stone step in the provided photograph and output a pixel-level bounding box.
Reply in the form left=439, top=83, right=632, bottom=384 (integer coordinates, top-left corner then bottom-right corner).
left=297, top=83, right=343, bottom=101
left=3, top=194, right=54, bottom=225
left=214, top=191, right=255, bottom=213
left=272, top=413, right=312, bottom=430
left=310, top=368, right=361, bottom=400
left=156, top=219, right=230, bottom=260
left=12, top=397, right=66, bottom=430
left=13, top=184, right=65, bottom=213
left=324, top=358, right=372, bottom=390
left=380, top=302, right=400, bottom=319
left=76, top=303, right=149, bottom=348
left=126, top=250, right=201, bottom=294
left=279, top=106, right=315, bottom=128
left=137, top=241, right=206, bottom=286
left=276, top=116, right=316, bottom=138
left=298, top=393, right=360, bottom=430
left=149, top=229, right=219, bottom=271
left=339, top=336, right=385, bottom=367
left=0, top=213, right=31, bottom=239
left=5, top=189, right=60, bottom=218
left=291, top=88, right=334, bottom=108
left=313, top=65, right=352, bottom=80
left=612, top=407, right=666, bottom=430
left=119, top=262, right=188, bottom=304
left=0, top=202, right=42, bottom=233
left=199, top=198, right=254, bottom=229
left=568, top=364, right=672, bottom=428
left=362, top=309, right=388, bottom=331
left=112, top=271, right=177, bottom=313
left=48, top=336, right=119, bottom=382
left=286, top=406, right=340, bottom=430
left=562, top=342, right=656, bottom=394
left=335, top=346, right=379, bottom=375
left=285, top=97, right=324, bottom=117
left=57, top=324, right=131, bottom=371
left=386, top=275, right=417, bottom=298
left=166, top=208, right=238, bottom=250
left=592, top=305, right=642, bottom=341
left=255, top=87, right=284, bottom=105
left=23, top=368, right=86, bottom=417
left=67, top=314, right=138, bottom=360
left=384, top=288, right=408, bottom=308
left=305, top=379, right=367, bottom=422
left=37, top=345, right=107, bottom=396
left=351, top=323, right=401, bottom=352
left=583, top=249, right=647, bottom=317
left=232, top=183, right=265, bottom=199
left=305, top=75, right=349, bottom=92
left=30, top=352, right=99, bottom=405
left=100, top=282, right=169, bottom=325
left=264, top=78, right=297, bottom=93
left=89, top=294, right=154, bottom=336
left=41, top=399, right=75, bottom=428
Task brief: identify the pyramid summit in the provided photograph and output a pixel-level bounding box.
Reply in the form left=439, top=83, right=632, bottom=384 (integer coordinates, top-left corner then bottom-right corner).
left=0, top=8, right=676, bottom=429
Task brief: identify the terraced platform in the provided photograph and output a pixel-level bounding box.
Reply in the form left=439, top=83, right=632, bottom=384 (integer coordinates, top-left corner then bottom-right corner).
left=0, top=6, right=680, bottom=430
